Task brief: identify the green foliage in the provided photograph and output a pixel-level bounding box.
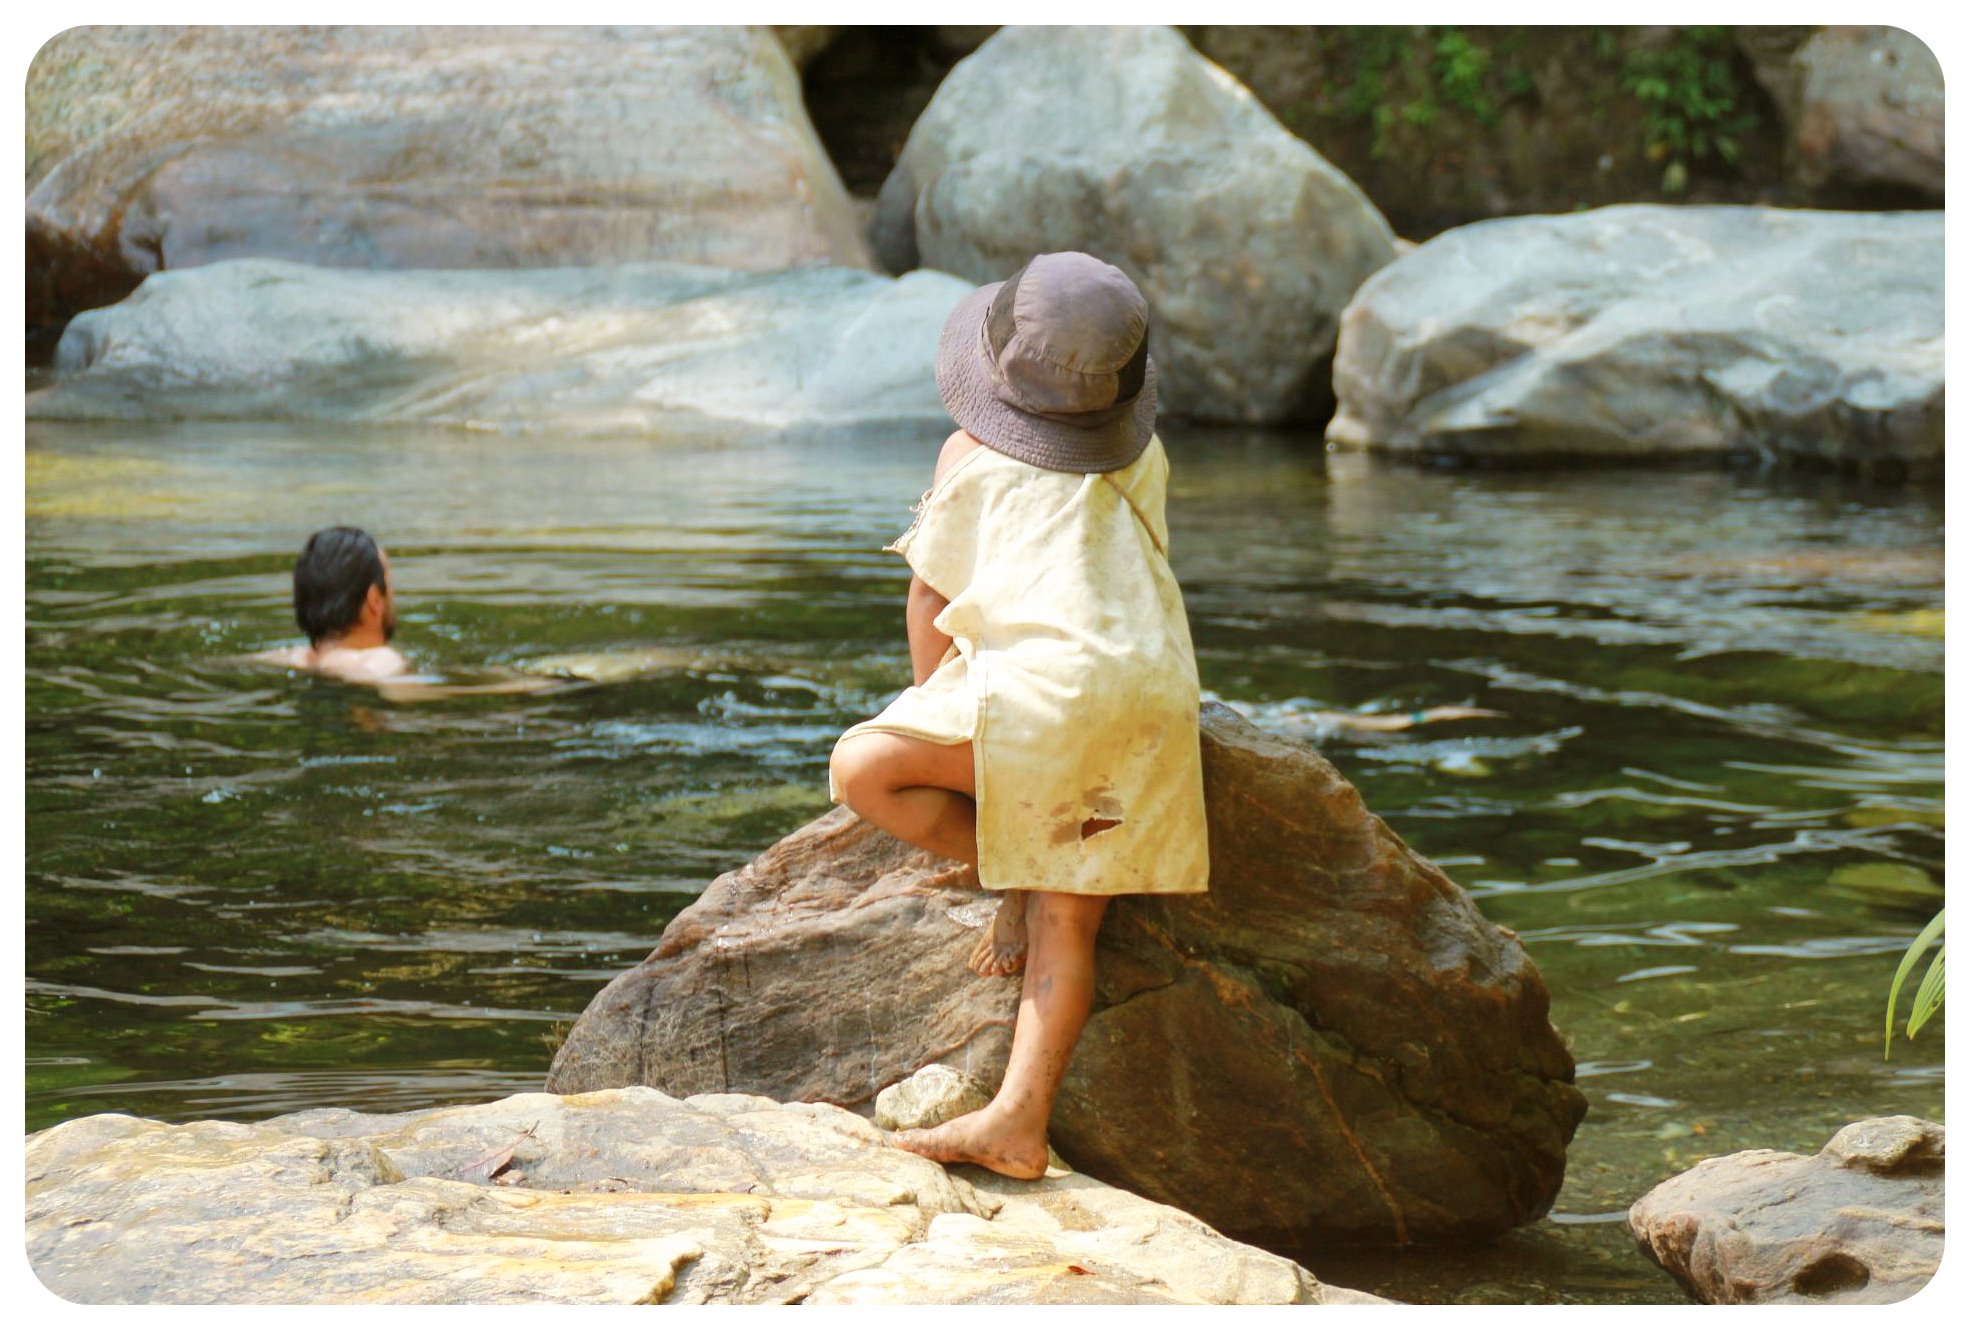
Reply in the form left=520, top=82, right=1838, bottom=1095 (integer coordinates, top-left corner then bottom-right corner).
left=1619, top=26, right=1759, bottom=194
left=1432, top=30, right=1496, bottom=122
left=1316, top=26, right=1536, bottom=159
left=1884, top=909, right=1944, bottom=1059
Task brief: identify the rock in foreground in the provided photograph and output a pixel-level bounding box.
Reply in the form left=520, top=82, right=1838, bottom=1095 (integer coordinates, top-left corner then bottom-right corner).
left=1628, top=1116, right=1944, bottom=1304
left=25, top=1088, right=1379, bottom=1305
left=547, top=703, right=1585, bottom=1246
left=29, top=260, right=970, bottom=434
left=27, top=26, right=869, bottom=331
left=872, top=25, right=1395, bottom=424
left=1328, top=205, right=1941, bottom=477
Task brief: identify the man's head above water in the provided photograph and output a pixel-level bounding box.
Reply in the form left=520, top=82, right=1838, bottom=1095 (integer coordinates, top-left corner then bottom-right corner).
left=294, top=526, right=396, bottom=649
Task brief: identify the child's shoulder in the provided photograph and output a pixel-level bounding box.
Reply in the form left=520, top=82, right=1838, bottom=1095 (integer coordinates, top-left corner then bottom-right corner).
left=933, top=429, right=989, bottom=487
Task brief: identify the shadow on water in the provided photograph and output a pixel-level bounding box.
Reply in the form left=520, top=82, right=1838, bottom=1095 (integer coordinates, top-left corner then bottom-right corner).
left=25, top=419, right=1942, bottom=1304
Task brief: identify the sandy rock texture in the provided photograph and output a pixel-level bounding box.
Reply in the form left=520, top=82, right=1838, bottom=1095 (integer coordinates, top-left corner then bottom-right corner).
left=27, top=26, right=870, bottom=332
left=1628, top=1116, right=1944, bottom=1304
left=870, top=24, right=1395, bottom=425
left=547, top=702, right=1584, bottom=1247
left=29, top=259, right=970, bottom=434
left=1328, top=205, right=1941, bottom=477
left=25, top=1087, right=1380, bottom=1305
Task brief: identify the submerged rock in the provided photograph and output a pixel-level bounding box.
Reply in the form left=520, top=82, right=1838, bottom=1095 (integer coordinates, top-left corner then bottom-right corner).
left=1628, top=1116, right=1944, bottom=1304
left=1328, top=205, right=1941, bottom=477
left=547, top=702, right=1585, bottom=1246
left=25, top=1088, right=1378, bottom=1305
left=29, top=259, right=970, bottom=433
left=871, top=24, right=1395, bottom=425
left=27, top=26, right=869, bottom=332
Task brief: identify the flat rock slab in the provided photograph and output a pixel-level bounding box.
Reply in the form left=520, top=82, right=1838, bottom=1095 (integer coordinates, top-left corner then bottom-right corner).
left=873, top=24, right=1394, bottom=425
left=1628, top=1115, right=1944, bottom=1304
left=27, top=26, right=869, bottom=330
left=547, top=702, right=1585, bottom=1246
left=29, top=260, right=971, bottom=434
left=1328, top=205, right=1941, bottom=477
left=24, top=1088, right=1377, bottom=1305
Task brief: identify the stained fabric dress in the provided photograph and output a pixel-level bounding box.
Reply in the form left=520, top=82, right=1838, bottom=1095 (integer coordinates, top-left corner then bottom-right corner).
left=829, top=435, right=1209, bottom=897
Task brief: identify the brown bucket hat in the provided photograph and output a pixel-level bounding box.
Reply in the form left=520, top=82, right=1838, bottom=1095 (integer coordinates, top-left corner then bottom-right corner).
left=934, top=251, right=1158, bottom=474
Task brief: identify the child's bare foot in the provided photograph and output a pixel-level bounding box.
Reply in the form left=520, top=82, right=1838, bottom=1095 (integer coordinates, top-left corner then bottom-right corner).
left=892, top=1106, right=1049, bottom=1180
left=967, top=889, right=1028, bottom=977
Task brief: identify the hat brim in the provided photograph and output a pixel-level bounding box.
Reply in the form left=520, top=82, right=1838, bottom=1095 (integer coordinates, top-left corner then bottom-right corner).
left=933, top=282, right=1158, bottom=474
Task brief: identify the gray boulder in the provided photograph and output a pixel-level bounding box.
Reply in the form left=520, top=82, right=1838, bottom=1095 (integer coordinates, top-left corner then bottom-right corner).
left=27, top=26, right=870, bottom=331
left=1628, top=1116, right=1944, bottom=1304
left=1791, top=27, right=1944, bottom=198
left=871, top=24, right=1396, bottom=425
left=1327, top=205, right=1942, bottom=476
left=29, top=259, right=971, bottom=433
left=546, top=703, right=1585, bottom=1247
left=25, top=1088, right=1380, bottom=1304
left=1739, top=27, right=1943, bottom=200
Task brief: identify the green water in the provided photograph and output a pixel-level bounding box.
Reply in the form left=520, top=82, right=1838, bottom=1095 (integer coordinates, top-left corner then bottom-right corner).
left=25, top=420, right=1944, bottom=1303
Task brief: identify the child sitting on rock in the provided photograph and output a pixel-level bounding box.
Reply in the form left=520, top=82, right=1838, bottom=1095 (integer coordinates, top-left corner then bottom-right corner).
left=829, top=251, right=1209, bottom=1179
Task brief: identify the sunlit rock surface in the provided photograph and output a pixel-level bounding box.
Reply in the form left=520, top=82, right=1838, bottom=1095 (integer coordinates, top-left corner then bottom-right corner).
left=1628, top=1116, right=1944, bottom=1304
left=874, top=1064, right=995, bottom=1132
left=29, top=260, right=970, bottom=433
left=1328, top=205, right=1941, bottom=476
left=27, top=26, right=870, bottom=331
left=870, top=24, right=1395, bottom=425
left=547, top=702, right=1585, bottom=1246
left=24, top=1088, right=1379, bottom=1305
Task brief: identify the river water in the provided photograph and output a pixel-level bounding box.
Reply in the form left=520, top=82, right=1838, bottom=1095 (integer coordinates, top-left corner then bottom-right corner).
left=24, top=419, right=1944, bottom=1303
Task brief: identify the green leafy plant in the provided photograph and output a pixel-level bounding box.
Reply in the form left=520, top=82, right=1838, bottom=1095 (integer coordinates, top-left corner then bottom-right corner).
left=1620, top=27, right=1758, bottom=194
left=1432, top=29, right=1497, bottom=123
left=1316, top=27, right=1536, bottom=159
left=1883, top=908, right=1944, bottom=1059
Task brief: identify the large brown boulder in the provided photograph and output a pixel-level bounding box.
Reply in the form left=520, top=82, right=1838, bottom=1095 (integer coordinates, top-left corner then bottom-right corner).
left=868, top=25, right=1395, bottom=425
left=1628, top=1116, right=1945, bottom=1304
left=27, top=26, right=870, bottom=333
left=547, top=702, right=1585, bottom=1247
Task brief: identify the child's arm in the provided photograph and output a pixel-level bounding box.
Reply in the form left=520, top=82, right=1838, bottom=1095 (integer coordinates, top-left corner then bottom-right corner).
left=906, top=575, right=953, bottom=686
left=901, top=429, right=978, bottom=684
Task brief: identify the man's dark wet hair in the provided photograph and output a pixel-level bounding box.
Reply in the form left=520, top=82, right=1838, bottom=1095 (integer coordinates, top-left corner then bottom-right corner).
left=293, top=526, right=386, bottom=646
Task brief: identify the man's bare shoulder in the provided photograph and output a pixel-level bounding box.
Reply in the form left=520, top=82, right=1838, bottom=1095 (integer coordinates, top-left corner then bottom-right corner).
left=247, top=645, right=314, bottom=671
left=934, top=429, right=988, bottom=487
left=239, top=643, right=408, bottom=683
left=312, top=645, right=412, bottom=683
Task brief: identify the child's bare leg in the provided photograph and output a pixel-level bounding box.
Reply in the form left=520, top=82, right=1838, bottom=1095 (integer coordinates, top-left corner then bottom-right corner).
left=895, top=890, right=1109, bottom=1178
left=831, top=730, right=1031, bottom=978
left=830, top=731, right=977, bottom=864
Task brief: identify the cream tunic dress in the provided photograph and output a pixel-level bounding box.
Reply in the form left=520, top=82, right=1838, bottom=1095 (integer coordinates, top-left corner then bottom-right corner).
left=829, top=435, right=1209, bottom=897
